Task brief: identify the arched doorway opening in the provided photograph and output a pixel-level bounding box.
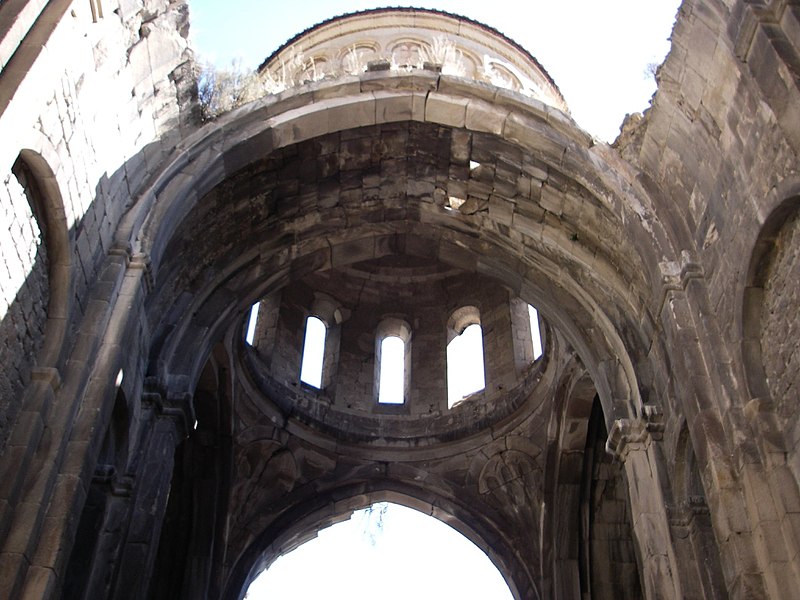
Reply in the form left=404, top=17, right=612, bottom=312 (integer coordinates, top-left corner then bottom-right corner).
left=245, top=501, right=514, bottom=599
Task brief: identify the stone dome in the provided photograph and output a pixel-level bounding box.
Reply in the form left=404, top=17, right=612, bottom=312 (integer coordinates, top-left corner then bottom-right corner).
left=258, top=7, right=568, bottom=112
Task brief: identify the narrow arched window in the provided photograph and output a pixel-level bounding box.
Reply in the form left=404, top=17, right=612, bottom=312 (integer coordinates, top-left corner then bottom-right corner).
left=528, top=304, right=543, bottom=361
left=245, top=302, right=260, bottom=345
left=374, top=318, right=411, bottom=405
left=300, top=316, right=327, bottom=388
left=378, top=335, right=405, bottom=404
left=447, top=306, right=486, bottom=408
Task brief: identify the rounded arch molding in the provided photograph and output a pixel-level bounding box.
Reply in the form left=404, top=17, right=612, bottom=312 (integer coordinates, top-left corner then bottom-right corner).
left=740, top=175, right=800, bottom=445
left=224, top=480, right=538, bottom=600
left=13, top=148, right=72, bottom=370
left=119, top=72, right=681, bottom=426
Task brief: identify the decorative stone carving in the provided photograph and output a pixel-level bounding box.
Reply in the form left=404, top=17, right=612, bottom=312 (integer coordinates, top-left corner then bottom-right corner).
left=391, top=40, right=424, bottom=69
left=468, top=435, right=543, bottom=536
left=606, top=417, right=648, bottom=460
left=478, top=449, right=540, bottom=509
left=606, top=404, right=665, bottom=460
left=259, top=9, right=568, bottom=111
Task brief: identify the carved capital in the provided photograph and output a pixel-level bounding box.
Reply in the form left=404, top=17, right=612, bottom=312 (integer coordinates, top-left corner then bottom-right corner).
left=92, top=466, right=135, bottom=498
left=606, top=404, right=665, bottom=460
left=129, top=252, right=154, bottom=292
left=142, top=378, right=195, bottom=437
left=110, top=244, right=154, bottom=292
left=657, top=253, right=704, bottom=315
left=605, top=418, right=649, bottom=461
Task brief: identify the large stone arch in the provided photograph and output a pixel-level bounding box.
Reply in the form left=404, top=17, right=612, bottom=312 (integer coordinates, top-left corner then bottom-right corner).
left=91, top=71, right=705, bottom=600
left=120, top=74, right=679, bottom=429
left=110, top=72, right=693, bottom=600
left=2, top=1, right=799, bottom=599
left=13, top=148, right=72, bottom=370
left=740, top=176, right=800, bottom=425
left=223, top=482, right=539, bottom=600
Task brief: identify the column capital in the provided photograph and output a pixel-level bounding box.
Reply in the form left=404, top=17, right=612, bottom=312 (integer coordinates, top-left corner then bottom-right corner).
left=605, top=404, right=664, bottom=460
left=142, top=377, right=195, bottom=437
left=606, top=418, right=647, bottom=460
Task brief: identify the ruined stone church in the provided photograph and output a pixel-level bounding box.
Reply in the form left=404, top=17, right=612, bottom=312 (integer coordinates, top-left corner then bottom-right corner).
left=1, top=0, right=798, bottom=598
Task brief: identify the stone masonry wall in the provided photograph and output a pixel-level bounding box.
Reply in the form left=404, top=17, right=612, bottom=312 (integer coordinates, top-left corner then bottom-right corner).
left=617, top=0, right=797, bottom=345
left=616, top=0, right=800, bottom=595
left=0, top=0, right=194, bottom=452
left=260, top=274, right=524, bottom=415
left=0, top=1, right=797, bottom=597
left=0, top=2, right=196, bottom=596
left=762, top=208, right=800, bottom=419
left=616, top=0, right=798, bottom=452
left=0, top=166, right=48, bottom=449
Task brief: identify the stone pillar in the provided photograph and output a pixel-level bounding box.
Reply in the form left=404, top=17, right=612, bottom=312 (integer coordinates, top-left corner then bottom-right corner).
left=111, top=391, right=188, bottom=600
left=606, top=406, right=683, bottom=600
left=83, top=484, right=134, bottom=599
left=660, top=258, right=792, bottom=597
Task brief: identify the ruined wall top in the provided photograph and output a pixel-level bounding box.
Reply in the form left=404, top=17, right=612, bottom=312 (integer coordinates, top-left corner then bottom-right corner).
left=258, top=7, right=568, bottom=112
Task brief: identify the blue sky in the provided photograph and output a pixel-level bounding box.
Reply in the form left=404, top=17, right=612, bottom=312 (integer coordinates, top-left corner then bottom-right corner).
left=189, top=0, right=682, bottom=141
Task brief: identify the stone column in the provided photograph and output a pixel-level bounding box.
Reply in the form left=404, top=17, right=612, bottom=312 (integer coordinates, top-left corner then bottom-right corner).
left=82, top=482, right=134, bottom=599
left=111, top=390, right=189, bottom=600
left=606, top=406, right=683, bottom=600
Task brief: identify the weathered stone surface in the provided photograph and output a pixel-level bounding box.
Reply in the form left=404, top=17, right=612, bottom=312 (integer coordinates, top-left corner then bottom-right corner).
left=0, top=3, right=799, bottom=600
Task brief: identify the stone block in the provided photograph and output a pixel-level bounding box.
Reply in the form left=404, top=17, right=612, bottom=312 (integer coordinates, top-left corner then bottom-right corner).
left=438, top=240, right=477, bottom=272
left=3, top=501, right=43, bottom=555
left=370, top=91, right=412, bottom=124
left=425, top=92, right=468, bottom=128
left=8, top=410, right=42, bottom=448
left=360, top=71, right=438, bottom=94
left=465, top=100, right=508, bottom=136
left=539, top=185, right=564, bottom=216
left=0, top=552, right=27, bottom=599
left=269, top=109, right=330, bottom=150
left=546, top=106, right=592, bottom=147
left=488, top=195, right=514, bottom=226
left=323, top=95, right=376, bottom=133
left=504, top=111, right=565, bottom=161
left=754, top=519, right=791, bottom=564
left=742, top=463, right=781, bottom=523
left=311, top=78, right=362, bottom=102
left=729, top=572, right=768, bottom=598
left=450, top=129, right=471, bottom=164
left=769, top=561, right=800, bottom=600
left=512, top=206, right=544, bottom=240
left=145, top=26, right=186, bottom=84
left=771, top=465, right=800, bottom=514
left=0, top=444, right=28, bottom=503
